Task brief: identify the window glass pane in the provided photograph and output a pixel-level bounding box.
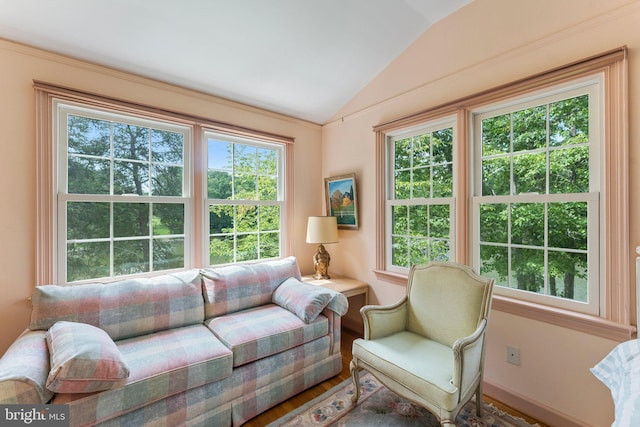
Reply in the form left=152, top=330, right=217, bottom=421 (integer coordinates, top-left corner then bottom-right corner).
left=432, top=163, right=453, bottom=197
left=206, top=134, right=283, bottom=265
left=432, top=128, right=453, bottom=163
left=210, top=205, right=233, bottom=234
left=392, top=205, right=408, bottom=234
left=392, top=236, right=409, bottom=268
left=258, top=175, right=277, bottom=200
left=409, top=237, right=428, bottom=266
left=512, top=106, right=546, bottom=152
left=429, top=204, right=450, bottom=238
left=482, top=114, right=510, bottom=156
left=153, top=203, right=184, bottom=236
left=549, top=146, right=589, bottom=193
left=511, top=247, right=544, bottom=293
left=113, top=124, right=149, bottom=161
left=260, top=205, right=280, bottom=231
left=257, top=148, right=277, bottom=175
left=430, top=239, right=450, bottom=261
left=151, top=129, right=183, bottom=164
left=68, top=116, right=110, bottom=157
left=67, top=241, right=110, bottom=282
left=480, top=244, right=509, bottom=287
left=237, top=205, right=258, bottom=233
left=394, top=170, right=411, bottom=199
left=237, top=234, right=258, bottom=261
left=62, top=107, right=189, bottom=283
left=114, top=239, right=149, bottom=275
left=114, top=160, right=149, bottom=195
left=409, top=205, right=427, bottom=236
left=153, top=237, right=184, bottom=270
left=68, top=157, right=110, bottom=194
left=208, top=170, right=232, bottom=199
left=413, top=134, right=430, bottom=167
left=67, top=202, right=110, bottom=240
left=548, top=202, right=587, bottom=250
left=550, top=95, right=589, bottom=147
left=234, top=144, right=257, bottom=174
left=482, top=157, right=510, bottom=196
left=548, top=251, right=587, bottom=302
left=114, top=203, right=149, bottom=237
left=511, top=203, right=544, bottom=247
left=412, top=167, right=430, bottom=198
left=152, top=165, right=183, bottom=197
left=210, top=236, right=233, bottom=265
left=513, top=152, right=545, bottom=194
left=260, top=232, right=280, bottom=258
left=234, top=173, right=257, bottom=199
left=394, top=138, right=411, bottom=170
left=479, top=203, right=508, bottom=243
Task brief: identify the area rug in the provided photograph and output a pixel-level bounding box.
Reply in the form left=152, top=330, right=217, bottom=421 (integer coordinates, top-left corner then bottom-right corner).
left=268, top=372, right=538, bottom=426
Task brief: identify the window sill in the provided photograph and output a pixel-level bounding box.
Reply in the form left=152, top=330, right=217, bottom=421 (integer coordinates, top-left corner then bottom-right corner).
left=492, top=295, right=635, bottom=342
left=374, top=269, right=636, bottom=342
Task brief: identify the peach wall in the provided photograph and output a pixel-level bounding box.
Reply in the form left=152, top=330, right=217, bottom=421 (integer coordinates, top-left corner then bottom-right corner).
left=322, top=0, right=640, bottom=425
left=0, top=39, right=323, bottom=355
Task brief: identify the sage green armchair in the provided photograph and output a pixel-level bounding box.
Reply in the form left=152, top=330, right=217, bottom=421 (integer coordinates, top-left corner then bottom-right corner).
left=350, top=262, right=494, bottom=426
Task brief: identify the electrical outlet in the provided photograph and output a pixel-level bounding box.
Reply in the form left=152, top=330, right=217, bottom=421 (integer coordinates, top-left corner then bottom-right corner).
left=506, top=345, right=520, bottom=366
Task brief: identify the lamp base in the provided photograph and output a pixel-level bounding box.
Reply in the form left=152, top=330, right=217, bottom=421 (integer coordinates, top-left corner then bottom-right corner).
left=312, top=243, right=331, bottom=280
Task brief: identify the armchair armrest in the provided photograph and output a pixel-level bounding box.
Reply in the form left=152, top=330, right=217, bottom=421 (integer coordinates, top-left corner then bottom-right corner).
left=451, top=318, right=488, bottom=394
left=0, top=330, right=54, bottom=404
left=361, top=297, right=408, bottom=340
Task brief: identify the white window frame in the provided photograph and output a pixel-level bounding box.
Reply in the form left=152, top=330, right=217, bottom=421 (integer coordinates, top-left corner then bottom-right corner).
left=54, top=101, right=193, bottom=284
left=385, top=118, right=457, bottom=274
left=203, top=130, right=286, bottom=266
left=470, top=79, right=602, bottom=315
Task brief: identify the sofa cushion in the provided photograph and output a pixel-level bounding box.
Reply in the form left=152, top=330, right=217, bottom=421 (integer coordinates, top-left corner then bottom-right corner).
left=45, top=321, right=130, bottom=393
left=53, top=324, right=233, bottom=426
left=205, top=304, right=328, bottom=367
left=30, top=270, right=204, bottom=340
left=273, top=277, right=332, bottom=323
left=200, top=256, right=301, bottom=318
left=0, top=330, right=54, bottom=404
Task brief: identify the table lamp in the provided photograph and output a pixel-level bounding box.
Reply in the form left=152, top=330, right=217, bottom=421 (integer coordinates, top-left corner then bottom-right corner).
left=306, top=216, right=338, bottom=279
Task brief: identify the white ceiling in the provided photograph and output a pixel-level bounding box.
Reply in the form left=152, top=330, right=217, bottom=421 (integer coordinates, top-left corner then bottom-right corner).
left=0, top=0, right=471, bottom=124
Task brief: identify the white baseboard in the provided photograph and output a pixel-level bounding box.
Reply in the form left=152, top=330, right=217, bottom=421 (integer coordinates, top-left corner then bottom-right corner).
left=483, top=380, right=589, bottom=427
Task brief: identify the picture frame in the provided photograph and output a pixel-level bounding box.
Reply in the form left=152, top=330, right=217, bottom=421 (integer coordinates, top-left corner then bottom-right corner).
left=324, top=173, right=359, bottom=230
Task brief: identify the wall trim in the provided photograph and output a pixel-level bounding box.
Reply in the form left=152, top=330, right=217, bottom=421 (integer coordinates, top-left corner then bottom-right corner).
left=483, top=380, right=594, bottom=427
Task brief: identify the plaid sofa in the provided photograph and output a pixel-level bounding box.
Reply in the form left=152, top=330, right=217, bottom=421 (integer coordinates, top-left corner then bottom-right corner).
left=0, top=257, right=348, bottom=426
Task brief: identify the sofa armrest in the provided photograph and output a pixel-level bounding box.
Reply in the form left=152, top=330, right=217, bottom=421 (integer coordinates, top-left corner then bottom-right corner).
left=0, top=330, right=54, bottom=404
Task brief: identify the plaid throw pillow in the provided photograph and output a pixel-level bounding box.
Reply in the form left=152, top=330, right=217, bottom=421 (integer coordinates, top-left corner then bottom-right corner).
left=272, top=277, right=332, bottom=323
left=45, top=321, right=130, bottom=393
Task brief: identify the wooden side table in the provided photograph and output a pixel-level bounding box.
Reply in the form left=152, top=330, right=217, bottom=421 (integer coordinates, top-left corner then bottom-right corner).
left=301, top=275, right=369, bottom=305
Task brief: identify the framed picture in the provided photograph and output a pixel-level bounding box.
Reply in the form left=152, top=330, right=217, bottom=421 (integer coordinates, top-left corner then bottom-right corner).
left=324, top=173, right=359, bottom=230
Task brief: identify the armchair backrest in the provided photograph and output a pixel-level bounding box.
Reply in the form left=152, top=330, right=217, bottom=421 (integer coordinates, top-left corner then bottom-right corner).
left=406, top=262, right=494, bottom=347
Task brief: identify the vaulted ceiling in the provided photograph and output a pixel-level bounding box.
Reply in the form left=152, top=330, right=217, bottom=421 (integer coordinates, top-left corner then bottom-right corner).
left=0, top=0, right=472, bottom=124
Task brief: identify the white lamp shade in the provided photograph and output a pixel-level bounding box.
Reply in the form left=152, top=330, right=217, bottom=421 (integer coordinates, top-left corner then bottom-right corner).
left=306, top=216, right=338, bottom=244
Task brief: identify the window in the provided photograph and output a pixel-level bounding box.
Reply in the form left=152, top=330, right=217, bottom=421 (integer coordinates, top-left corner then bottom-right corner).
left=57, top=103, right=191, bottom=283
left=374, top=49, right=630, bottom=339
left=472, top=83, right=600, bottom=315
left=35, top=83, right=293, bottom=285
left=205, top=132, right=284, bottom=265
left=386, top=120, right=456, bottom=273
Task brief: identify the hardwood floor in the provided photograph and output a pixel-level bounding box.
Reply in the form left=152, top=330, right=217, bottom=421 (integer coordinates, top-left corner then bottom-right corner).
left=244, top=328, right=548, bottom=426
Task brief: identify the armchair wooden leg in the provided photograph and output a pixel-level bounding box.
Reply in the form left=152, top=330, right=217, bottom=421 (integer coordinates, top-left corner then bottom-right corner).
left=475, top=383, right=483, bottom=416
left=349, top=360, right=360, bottom=404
